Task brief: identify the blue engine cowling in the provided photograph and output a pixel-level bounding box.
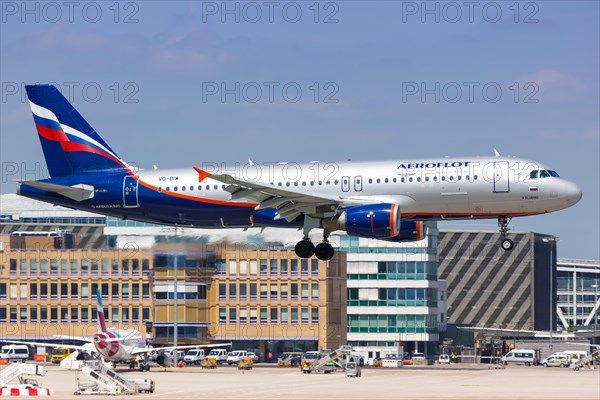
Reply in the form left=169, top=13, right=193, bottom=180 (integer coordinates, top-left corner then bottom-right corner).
left=379, top=221, right=425, bottom=242
left=341, top=203, right=401, bottom=239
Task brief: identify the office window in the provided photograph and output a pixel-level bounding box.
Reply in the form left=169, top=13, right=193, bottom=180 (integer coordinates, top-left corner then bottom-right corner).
left=10, top=307, right=17, bottom=323
left=301, top=308, right=309, bottom=324
left=229, top=283, right=237, bottom=299
left=142, top=308, right=150, bottom=321
left=291, top=283, right=298, bottom=300
left=132, top=308, right=139, bottom=323
left=219, top=308, right=227, bottom=323
left=239, top=308, right=247, bottom=324
left=301, top=259, right=308, bottom=276
left=239, top=283, right=247, bottom=300
left=250, top=283, right=257, bottom=300
left=111, top=259, right=118, bottom=275
left=122, top=284, right=130, bottom=299
left=20, top=307, right=27, bottom=323
left=60, top=259, right=68, bottom=275
left=260, top=259, right=268, bottom=275
left=311, top=259, right=319, bottom=275
left=280, top=259, right=288, bottom=275
left=260, top=308, right=268, bottom=323
left=229, top=308, right=237, bottom=324
left=219, top=283, right=226, bottom=300
left=229, top=260, right=237, bottom=275
left=270, top=307, right=278, bottom=323
left=101, top=259, right=109, bottom=275
left=70, top=283, right=78, bottom=299
left=81, top=283, right=89, bottom=299
left=291, top=308, right=298, bottom=324
left=291, top=260, right=298, bottom=275
left=31, top=307, right=38, bottom=323
left=250, top=308, right=257, bottom=324
left=239, top=260, right=247, bottom=275
left=281, top=308, right=288, bottom=324
left=132, top=284, right=140, bottom=299
left=301, top=284, right=309, bottom=300
left=249, top=260, right=257, bottom=275
left=142, top=284, right=150, bottom=299
left=40, top=259, right=48, bottom=275
left=0, top=308, right=6, bottom=322
left=51, top=260, right=58, bottom=275
left=0, top=283, right=6, bottom=299
left=131, top=259, right=140, bottom=276
left=20, top=284, right=27, bottom=299
left=91, top=283, right=98, bottom=298
left=111, top=283, right=119, bottom=299
left=71, top=308, right=79, bottom=323
left=311, top=283, right=319, bottom=299
left=281, top=284, right=289, bottom=300
left=270, top=284, right=278, bottom=300
left=30, top=259, right=38, bottom=274
left=27, top=283, right=37, bottom=299
left=40, top=307, right=48, bottom=323
left=142, top=259, right=150, bottom=276
left=312, top=307, right=319, bottom=323
left=71, top=260, right=78, bottom=275
left=51, top=283, right=58, bottom=299
left=40, top=283, right=48, bottom=299
left=10, top=284, right=17, bottom=299
left=260, top=284, right=268, bottom=300
left=81, top=307, right=89, bottom=323
left=10, top=259, right=17, bottom=274
left=270, top=259, right=278, bottom=275
left=111, top=308, right=118, bottom=324
left=50, top=308, right=58, bottom=323
left=81, top=260, right=88, bottom=275
left=102, top=284, right=110, bottom=299
left=216, top=259, right=226, bottom=275
left=122, top=308, right=129, bottom=323
left=121, top=260, right=129, bottom=275
left=61, top=307, right=68, bottom=323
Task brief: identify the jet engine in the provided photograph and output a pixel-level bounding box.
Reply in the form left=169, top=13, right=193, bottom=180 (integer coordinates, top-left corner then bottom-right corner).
left=155, top=353, right=172, bottom=367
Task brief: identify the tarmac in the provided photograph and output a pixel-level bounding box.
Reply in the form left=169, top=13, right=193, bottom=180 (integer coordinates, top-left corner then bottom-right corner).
left=7, top=363, right=600, bottom=400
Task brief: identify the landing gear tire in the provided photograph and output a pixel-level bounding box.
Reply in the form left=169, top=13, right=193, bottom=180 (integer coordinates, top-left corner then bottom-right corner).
left=295, top=240, right=315, bottom=258
left=314, top=242, right=335, bottom=261
left=501, top=238, right=514, bottom=251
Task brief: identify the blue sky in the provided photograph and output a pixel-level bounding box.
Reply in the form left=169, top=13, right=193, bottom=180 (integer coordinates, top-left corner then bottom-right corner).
left=1, top=1, right=598, bottom=259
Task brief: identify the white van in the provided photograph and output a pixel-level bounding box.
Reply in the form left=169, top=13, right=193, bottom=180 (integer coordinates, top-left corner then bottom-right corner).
left=559, top=351, right=588, bottom=366
left=0, top=344, right=30, bottom=362
left=501, top=349, right=538, bottom=366
left=183, top=349, right=205, bottom=365
left=206, top=349, right=228, bottom=365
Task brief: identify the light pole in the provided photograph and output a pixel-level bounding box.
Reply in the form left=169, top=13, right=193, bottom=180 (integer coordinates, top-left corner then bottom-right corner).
left=542, top=236, right=559, bottom=352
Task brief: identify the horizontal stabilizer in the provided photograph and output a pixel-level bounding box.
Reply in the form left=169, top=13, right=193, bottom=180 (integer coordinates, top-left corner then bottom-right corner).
left=17, top=180, right=94, bottom=202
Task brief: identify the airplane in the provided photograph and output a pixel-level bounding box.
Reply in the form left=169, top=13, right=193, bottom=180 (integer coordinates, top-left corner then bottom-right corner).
left=4, top=289, right=230, bottom=371
left=17, top=84, right=582, bottom=260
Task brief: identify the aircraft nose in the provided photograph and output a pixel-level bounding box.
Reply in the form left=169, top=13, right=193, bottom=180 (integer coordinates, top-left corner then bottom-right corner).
left=563, top=181, right=582, bottom=205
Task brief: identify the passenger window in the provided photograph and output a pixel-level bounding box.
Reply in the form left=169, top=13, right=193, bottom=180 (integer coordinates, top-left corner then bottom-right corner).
left=368, top=179, right=373, bottom=184
left=417, top=177, right=421, bottom=182
left=401, top=178, right=405, bottom=183
left=425, top=177, right=429, bottom=182
left=334, top=180, right=339, bottom=185
left=294, top=182, right=298, bottom=187
left=198, top=185, right=202, bottom=190
left=385, top=178, right=389, bottom=183
left=214, top=185, right=218, bottom=190
left=174, top=186, right=178, bottom=191
left=318, top=181, right=323, bottom=185
left=206, top=185, right=210, bottom=190
left=278, top=182, right=282, bottom=186
left=166, top=187, right=170, bottom=191
left=181, top=186, right=185, bottom=191
left=376, top=178, right=381, bottom=183
left=409, top=177, right=413, bottom=182
left=474, top=175, right=478, bottom=180
left=466, top=175, right=470, bottom=181
left=433, top=176, right=438, bottom=182
left=158, top=187, right=162, bottom=192
left=449, top=176, right=453, bottom=181
left=286, top=182, right=290, bottom=187
left=393, top=178, right=397, bottom=183
left=302, top=182, right=306, bottom=186
left=458, top=176, right=461, bottom=181
left=310, top=181, right=314, bottom=186
left=441, top=177, right=445, bottom=181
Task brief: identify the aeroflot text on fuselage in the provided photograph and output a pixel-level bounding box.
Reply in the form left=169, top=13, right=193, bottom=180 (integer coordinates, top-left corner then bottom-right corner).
left=398, top=161, right=470, bottom=169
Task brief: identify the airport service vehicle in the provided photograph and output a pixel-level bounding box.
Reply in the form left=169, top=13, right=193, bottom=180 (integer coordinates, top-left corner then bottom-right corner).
left=278, top=353, right=303, bottom=367
left=183, top=349, right=205, bottom=364
left=0, top=345, right=29, bottom=362
left=206, top=349, right=228, bottom=364
left=438, top=354, right=450, bottom=364
left=501, top=349, right=539, bottom=366
left=4, top=289, right=229, bottom=371
left=559, top=351, right=587, bottom=366
left=411, top=353, right=426, bottom=361
left=247, top=352, right=259, bottom=363
left=226, top=350, right=248, bottom=365
left=345, top=362, right=361, bottom=378
left=51, top=347, right=72, bottom=363
left=541, top=354, right=571, bottom=368
left=17, top=85, right=582, bottom=261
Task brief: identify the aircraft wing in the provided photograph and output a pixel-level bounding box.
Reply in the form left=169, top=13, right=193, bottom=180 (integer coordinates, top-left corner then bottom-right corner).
left=196, top=167, right=362, bottom=222
left=131, top=342, right=231, bottom=356
left=0, top=339, right=97, bottom=353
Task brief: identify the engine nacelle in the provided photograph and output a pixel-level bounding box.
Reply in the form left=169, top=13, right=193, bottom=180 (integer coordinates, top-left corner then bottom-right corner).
left=336, top=203, right=401, bottom=239
left=156, top=353, right=172, bottom=367
left=323, top=204, right=425, bottom=242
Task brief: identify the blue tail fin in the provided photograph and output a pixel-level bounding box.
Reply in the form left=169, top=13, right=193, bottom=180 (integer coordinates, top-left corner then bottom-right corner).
left=25, top=84, right=127, bottom=177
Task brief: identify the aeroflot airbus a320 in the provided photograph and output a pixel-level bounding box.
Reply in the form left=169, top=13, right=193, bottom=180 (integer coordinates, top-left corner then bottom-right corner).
left=17, top=85, right=582, bottom=260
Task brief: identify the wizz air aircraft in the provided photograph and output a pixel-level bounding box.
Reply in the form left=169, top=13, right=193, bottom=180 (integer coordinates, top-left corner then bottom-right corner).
left=6, top=289, right=228, bottom=371
left=18, top=85, right=582, bottom=260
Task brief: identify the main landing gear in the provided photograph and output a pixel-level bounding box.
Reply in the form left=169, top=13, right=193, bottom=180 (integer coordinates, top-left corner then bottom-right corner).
left=294, top=217, right=335, bottom=261
left=498, top=216, right=514, bottom=251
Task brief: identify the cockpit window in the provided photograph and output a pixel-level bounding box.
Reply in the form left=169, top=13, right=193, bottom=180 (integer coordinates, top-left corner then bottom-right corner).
left=531, top=170, right=560, bottom=179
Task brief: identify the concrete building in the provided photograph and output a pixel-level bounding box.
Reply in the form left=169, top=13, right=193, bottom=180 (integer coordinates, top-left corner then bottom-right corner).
left=556, top=259, right=600, bottom=330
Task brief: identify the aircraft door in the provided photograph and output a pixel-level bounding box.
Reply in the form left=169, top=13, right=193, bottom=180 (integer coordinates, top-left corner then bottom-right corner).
left=123, top=176, right=140, bottom=208
left=493, top=162, right=510, bottom=193
left=341, top=176, right=350, bottom=192
left=354, top=176, right=363, bottom=192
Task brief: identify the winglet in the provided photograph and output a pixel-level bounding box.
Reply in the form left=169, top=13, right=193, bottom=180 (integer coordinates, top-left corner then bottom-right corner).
left=96, top=288, right=107, bottom=332
left=194, top=167, right=212, bottom=182
left=494, top=149, right=501, bottom=157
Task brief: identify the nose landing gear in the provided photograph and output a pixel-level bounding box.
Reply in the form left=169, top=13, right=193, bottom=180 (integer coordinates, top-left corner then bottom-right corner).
left=498, top=216, right=514, bottom=251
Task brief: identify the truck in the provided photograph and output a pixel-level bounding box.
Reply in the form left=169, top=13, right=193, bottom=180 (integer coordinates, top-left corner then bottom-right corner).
left=51, top=347, right=72, bottom=363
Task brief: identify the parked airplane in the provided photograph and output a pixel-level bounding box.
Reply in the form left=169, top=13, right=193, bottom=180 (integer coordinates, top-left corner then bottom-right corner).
left=17, top=85, right=582, bottom=260
left=5, top=289, right=229, bottom=371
